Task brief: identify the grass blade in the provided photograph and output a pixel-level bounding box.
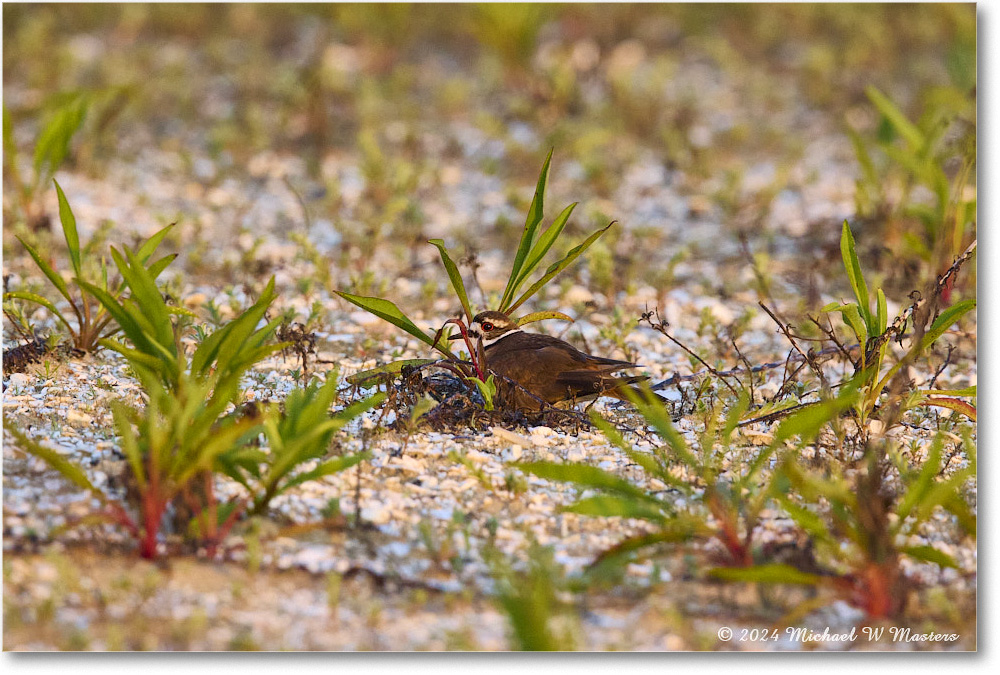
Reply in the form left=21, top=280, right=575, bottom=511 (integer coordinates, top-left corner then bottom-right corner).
left=921, top=298, right=975, bottom=351
left=708, top=564, right=823, bottom=585
left=135, top=223, right=175, bottom=263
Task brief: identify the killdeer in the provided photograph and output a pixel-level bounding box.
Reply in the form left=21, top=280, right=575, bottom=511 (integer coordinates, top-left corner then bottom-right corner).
left=451, top=310, right=661, bottom=411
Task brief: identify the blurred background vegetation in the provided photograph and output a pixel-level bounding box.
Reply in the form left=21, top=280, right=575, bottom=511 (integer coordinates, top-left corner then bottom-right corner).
left=3, top=2, right=976, bottom=314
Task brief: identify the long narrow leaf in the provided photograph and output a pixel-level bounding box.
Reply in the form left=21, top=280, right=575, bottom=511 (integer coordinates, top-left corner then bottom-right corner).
left=515, top=311, right=574, bottom=327
left=866, top=85, right=925, bottom=150
left=500, top=149, right=552, bottom=310
left=563, top=495, right=670, bottom=522
left=516, top=460, right=663, bottom=504
left=921, top=298, right=976, bottom=351
left=5, top=418, right=101, bottom=496
left=334, top=290, right=440, bottom=349
left=839, top=221, right=872, bottom=334
left=53, top=180, right=82, bottom=278
left=15, top=236, right=74, bottom=304
left=708, top=564, right=823, bottom=585
left=3, top=291, right=75, bottom=335
left=345, top=358, right=438, bottom=386
left=510, top=202, right=578, bottom=300
left=507, top=222, right=614, bottom=313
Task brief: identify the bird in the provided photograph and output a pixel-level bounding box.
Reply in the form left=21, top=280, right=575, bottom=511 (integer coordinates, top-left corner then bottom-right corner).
left=451, top=310, right=663, bottom=411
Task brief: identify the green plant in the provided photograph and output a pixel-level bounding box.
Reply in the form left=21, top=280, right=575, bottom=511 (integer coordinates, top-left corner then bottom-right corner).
left=822, top=221, right=976, bottom=426
left=756, top=430, right=977, bottom=619
left=848, top=85, right=975, bottom=275
left=518, top=385, right=856, bottom=570
left=3, top=181, right=176, bottom=352
left=337, top=151, right=612, bottom=399
left=8, top=246, right=284, bottom=558
left=485, top=541, right=577, bottom=651
left=222, top=375, right=385, bottom=517
left=4, top=94, right=88, bottom=227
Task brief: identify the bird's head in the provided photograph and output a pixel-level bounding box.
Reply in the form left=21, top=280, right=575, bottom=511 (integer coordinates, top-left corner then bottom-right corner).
left=451, top=310, right=520, bottom=346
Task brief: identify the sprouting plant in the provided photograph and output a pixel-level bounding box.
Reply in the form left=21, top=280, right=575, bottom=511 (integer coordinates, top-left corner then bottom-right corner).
left=3, top=181, right=176, bottom=352
left=485, top=541, right=578, bottom=651
left=3, top=94, right=88, bottom=228
left=471, top=373, right=498, bottom=411
left=822, top=221, right=976, bottom=426
left=848, top=85, right=975, bottom=276
left=222, top=374, right=385, bottom=517
left=8, top=246, right=284, bottom=558
left=518, top=385, right=857, bottom=570
left=743, top=429, right=977, bottom=619
left=336, top=151, right=613, bottom=406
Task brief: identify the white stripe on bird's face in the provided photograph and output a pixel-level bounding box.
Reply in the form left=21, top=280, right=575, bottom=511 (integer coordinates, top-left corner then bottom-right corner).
left=481, top=327, right=521, bottom=347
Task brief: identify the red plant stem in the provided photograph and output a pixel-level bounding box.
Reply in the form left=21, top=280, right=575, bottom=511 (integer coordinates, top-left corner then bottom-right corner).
left=442, top=318, right=485, bottom=379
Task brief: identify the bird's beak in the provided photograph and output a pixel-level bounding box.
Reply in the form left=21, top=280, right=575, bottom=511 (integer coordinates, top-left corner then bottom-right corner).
left=448, top=334, right=464, bottom=341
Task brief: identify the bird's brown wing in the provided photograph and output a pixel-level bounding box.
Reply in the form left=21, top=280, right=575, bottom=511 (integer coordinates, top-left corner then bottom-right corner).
left=485, top=334, right=640, bottom=407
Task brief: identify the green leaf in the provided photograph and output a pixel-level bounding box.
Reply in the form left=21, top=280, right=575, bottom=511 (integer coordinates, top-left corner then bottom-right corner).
left=515, top=461, right=663, bottom=504
left=33, top=94, right=88, bottom=181
left=507, top=221, right=614, bottom=313
left=771, top=389, right=857, bottom=448
left=5, top=418, right=101, bottom=497
left=277, top=452, right=370, bottom=494
left=345, top=358, right=438, bottom=386
left=866, top=86, right=925, bottom=151
left=620, top=386, right=699, bottom=468
left=901, top=545, right=958, bottom=569
left=471, top=373, right=497, bottom=410
left=110, top=401, right=147, bottom=492
left=428, top=239, right=473, bottom=323
left=53, top=180, right=81, bottom=278
left=921, top=298, right=976, bottom=351
left=501, top=148, right=552, bottom=310
left=135, top=223, right=175, bottom=264
left=334, top=290, right=441, bottom=351
left=563, top=495, right=669, bottom=522
left=839, top=221, right=872, bottom=333
left=876, top=288, right=887, bottom=334
left=707, top=564, right=823, bottom=585
left=921, top=397, right=976, bottom=421
left=3, top=291, right=75, bottom=336
left=589, top=526, right=702, bottom=570
left=919, top=386, right=977, bottom=398
left=145, top=254, right=177, bottom=281
left=895, top=434, right=942, bottom=524
left=110, top=246, right=174, bottom=353
left=78, top=280, right=157, bottom=356
left=515, top=311, right=574, bottom=327
left=16, top=235, right=74, bottom=304
left=846, top=126, right=879, bottom=194
left=510, top=202, right=578, bottom=298
left=3, top=104, right=20, bottom=184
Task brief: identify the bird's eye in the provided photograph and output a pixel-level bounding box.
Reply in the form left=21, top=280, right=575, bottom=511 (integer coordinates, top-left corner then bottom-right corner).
left=481, top=322, right=494, bottom=331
